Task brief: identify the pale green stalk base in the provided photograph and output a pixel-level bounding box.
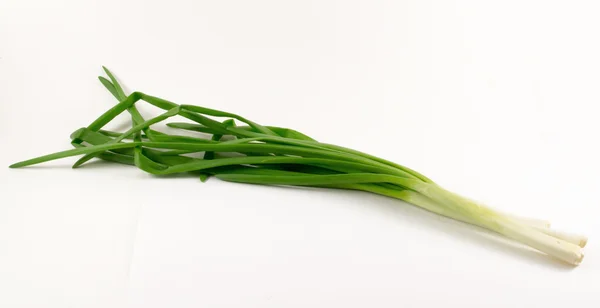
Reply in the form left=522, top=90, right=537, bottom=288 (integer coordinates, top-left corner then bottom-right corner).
left=352, top=183, right=585, bottom=265
left=533, top=226, right=588, bottom=248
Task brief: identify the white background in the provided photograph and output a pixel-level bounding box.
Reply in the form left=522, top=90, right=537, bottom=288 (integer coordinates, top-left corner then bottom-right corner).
left=1, top=0, right=599, bottom=307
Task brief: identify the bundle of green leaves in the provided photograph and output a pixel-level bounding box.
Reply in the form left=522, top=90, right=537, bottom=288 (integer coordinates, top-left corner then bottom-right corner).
left=10, top=67, right=587, bottom=265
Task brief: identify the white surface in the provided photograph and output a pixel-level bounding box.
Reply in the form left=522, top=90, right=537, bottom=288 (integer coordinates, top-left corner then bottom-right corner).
left=1, top=0, right=599, bottom=307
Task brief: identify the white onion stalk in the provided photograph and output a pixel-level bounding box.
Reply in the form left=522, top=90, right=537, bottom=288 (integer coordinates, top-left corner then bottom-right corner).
left=346, top=183, right=584, bottom=265
left=399, top=183, right=585, bottom=265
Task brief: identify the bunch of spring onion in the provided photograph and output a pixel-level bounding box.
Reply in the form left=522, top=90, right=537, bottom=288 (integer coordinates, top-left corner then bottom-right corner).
left=9, top=67, right=587, bottom=265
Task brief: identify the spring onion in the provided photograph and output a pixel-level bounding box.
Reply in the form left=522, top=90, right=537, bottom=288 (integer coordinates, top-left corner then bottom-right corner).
left=9, top=67, right=587, bottom=265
